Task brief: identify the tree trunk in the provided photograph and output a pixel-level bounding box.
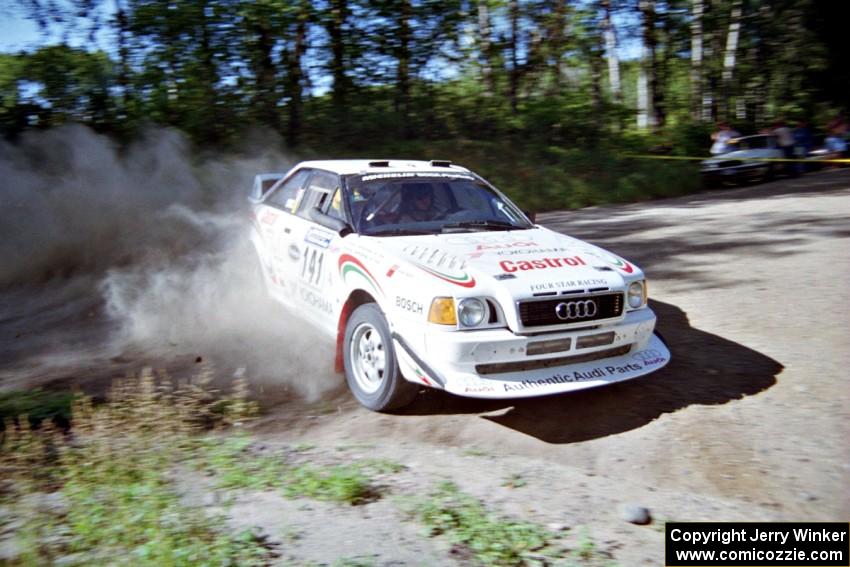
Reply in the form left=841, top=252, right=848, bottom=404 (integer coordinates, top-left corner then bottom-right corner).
left=600, top=0, right=621, bottom=101
left=253, top=20, right=278, bottom=131
left=477, top=0, right=495, bottom=96
left=655, top=4, right=669, bottom=129
left=508, top=0, right=520, bottom=114
left=198, top=0, right=221, bottom=143
left=329, top=0, right=347, bottom=135
left=551, top=0, right=566, bottom=92
left=115, top=0, right=129, bottom=114
left=721, top=0, right=742, bottom=121
left=701, top=1, right=716, bottom=122
left=286, top=4, right=308, bottom=147
left=590, top=31, right=604, bottom=122
left=637, top=0, right=657, bottom=130
left=396, top=0, right=412, bottom=138
left=690, top=0, right=703, bottom=121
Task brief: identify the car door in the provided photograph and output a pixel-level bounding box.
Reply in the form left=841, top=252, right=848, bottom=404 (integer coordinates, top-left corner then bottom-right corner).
left=259, top=168, right=312, bottom=302
left=286, top=169, right=345, bottom=334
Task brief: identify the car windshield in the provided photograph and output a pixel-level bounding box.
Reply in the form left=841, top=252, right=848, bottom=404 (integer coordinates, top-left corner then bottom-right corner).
left=345, top=173, right=533, bottom=236
left=729, top=136, right=773, bottom=151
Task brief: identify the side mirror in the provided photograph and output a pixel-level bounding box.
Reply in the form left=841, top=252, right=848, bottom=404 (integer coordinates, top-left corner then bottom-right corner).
left=310, top=207, right=353, bottom=236
left=523, top=210, right=537, bottom=223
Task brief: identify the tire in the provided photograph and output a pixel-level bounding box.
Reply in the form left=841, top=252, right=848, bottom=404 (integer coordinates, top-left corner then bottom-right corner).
left=343, top=303, right=419, bottom=412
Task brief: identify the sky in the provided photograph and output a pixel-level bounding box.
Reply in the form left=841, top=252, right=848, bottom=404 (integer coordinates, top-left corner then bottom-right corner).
left=0, top=7, right=42, bottom=52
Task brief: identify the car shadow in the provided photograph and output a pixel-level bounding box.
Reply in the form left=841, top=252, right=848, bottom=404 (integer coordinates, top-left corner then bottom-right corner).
left=399, top=298, right=782, bottom=443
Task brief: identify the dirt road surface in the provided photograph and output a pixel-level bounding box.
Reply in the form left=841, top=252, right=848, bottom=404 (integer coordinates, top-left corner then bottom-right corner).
left=2, top=168, right=849, bottom=564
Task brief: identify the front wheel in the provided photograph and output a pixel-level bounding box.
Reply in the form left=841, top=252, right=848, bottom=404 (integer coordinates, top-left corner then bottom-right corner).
left=343, top=304, right=418, bottom=412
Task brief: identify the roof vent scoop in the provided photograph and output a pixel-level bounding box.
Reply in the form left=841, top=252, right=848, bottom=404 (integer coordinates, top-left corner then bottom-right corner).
left=430, top=160, right=452, bottom=167
left=368, top=160, right=390, bottom=167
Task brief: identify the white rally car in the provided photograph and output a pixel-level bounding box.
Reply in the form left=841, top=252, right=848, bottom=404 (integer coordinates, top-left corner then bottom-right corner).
left=249, top=160, right=670, bottom=411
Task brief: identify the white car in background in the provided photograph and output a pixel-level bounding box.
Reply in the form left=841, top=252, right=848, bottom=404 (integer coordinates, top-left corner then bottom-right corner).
left=249, top=160, right=670, bottom=411
left=700, top=134, right=784, bottom=185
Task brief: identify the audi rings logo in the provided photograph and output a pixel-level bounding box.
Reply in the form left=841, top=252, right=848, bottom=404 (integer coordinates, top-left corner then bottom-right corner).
left=554, top=300, right=598, bottom=320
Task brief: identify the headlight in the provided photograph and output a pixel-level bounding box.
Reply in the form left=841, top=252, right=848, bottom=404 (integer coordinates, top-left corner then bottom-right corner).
left=627, top=280, right=646, bottom=308
left=457, top=298, right=487, bottom=327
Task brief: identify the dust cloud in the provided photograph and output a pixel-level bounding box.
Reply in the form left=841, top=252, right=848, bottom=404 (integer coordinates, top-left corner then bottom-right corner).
left=0, top=125, right=337, bottom=400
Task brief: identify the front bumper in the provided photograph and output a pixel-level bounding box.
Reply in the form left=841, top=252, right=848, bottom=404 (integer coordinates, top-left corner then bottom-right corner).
left=393, top=308, right=670, bottom=399
left=700, top=162, right=769, bottom=181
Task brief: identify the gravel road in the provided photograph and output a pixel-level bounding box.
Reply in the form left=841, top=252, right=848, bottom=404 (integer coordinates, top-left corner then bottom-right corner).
left=250, top=168, right=850, bottom=563
left=2, top=167, right=848, bottom=564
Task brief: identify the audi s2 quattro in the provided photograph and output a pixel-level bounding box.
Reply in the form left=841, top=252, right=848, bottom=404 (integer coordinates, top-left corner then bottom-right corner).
left=249, top=160, right=670, bottom=411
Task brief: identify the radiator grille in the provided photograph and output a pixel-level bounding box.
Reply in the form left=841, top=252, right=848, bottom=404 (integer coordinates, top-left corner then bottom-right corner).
left=518, top=292, right=623, bottom=328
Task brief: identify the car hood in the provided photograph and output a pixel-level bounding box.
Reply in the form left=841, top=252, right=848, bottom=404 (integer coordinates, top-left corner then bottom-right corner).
left=369, top=226, right=642, bottom=299
left=702, top=147, right=781, bottom=165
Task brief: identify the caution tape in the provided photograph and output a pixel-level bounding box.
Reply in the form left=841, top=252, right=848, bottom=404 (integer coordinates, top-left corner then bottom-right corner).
left=623, top=153, right=850, bottom=164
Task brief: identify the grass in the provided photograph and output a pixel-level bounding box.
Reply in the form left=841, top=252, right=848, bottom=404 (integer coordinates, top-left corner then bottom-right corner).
left=0, top=389, right=75, bottom=429
left=192, top=436, right=383, bottom=505
left=359, top=458, right=406, bottom=475
left=283, top=464, right=375, bottom=504
left=502, top=473, right=528, bottom=489
left=412, top=482, right=617, bottom=566
left=0, top=370, right=615, bottom=566
left=194, top=434, right=284, bottom=491
left=415, top=481, right=554, bottom=566
left=0, top=368, right=274, bottom=565
left=463, top=448, right=490, bottom=458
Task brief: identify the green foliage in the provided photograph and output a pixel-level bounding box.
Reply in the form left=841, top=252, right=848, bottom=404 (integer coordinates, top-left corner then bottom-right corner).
left=502, top=473, right=527, bottom=489
left=416, top=481, right=553, bottom=566
left=667, top=120, right=714, bottom=157
left=54, top=453, right=271, bottom=566
left=283, top=464, right=374, bottom=505
left=359, top=458, right=406, bottom=475
left=0, top=390, right=74, bottom=429
left=2, top=0, right=843, bottom=203
left=0, top=370, right=272, bottom=565
left=194, top=434, right=284, bottom=490
left=192, top=435, right=384, bottom=504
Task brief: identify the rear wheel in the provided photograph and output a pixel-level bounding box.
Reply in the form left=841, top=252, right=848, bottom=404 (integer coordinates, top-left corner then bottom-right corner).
left=757, top=163, right=775, bottom=184
left=343, top=304, right=418, bottom=411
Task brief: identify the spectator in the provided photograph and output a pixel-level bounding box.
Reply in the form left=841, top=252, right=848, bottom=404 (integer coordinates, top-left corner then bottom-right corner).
left=824, top=115, right=848, bottom=163
left=825, top=131, right=847, bottom=156
left=772, top=119, right=797, bottom=177
left=793, top=120, right=814, bottom=173
left=710, top=122, right=740, bottom=155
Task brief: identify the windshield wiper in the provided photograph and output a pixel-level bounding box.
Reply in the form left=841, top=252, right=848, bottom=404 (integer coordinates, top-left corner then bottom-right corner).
left=364, top=227, right=436, bottom=237
left=440, top=220, right=525, bottom=232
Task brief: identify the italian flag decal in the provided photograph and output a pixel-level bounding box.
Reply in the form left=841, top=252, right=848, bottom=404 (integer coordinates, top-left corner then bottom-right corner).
left=338, top=254, right=383, bottom=295
left=416, top=263, right=477, bottom=288
left=609, top=256, right=635, bottom=274
left=413, top=366, right=432, bottom=386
